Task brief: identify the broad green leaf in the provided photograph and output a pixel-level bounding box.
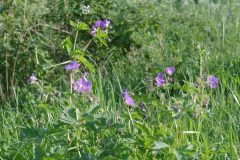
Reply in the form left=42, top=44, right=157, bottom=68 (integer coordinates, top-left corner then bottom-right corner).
left=59, top=109, right=77, bottom=125
left=69, top=20, right=77, bottom=27
left=77, top=22, right=89, bottom=31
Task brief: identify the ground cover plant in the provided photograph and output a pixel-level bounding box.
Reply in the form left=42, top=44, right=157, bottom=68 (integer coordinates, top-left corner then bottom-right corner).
left=0, top=0, right=240, bottom=159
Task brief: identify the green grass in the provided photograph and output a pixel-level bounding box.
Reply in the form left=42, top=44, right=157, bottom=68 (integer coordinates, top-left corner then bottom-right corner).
left=1, top=0, right=240, bottom=159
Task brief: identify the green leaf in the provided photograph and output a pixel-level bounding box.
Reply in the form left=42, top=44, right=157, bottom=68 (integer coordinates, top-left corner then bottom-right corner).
left=95, top=28, right=108, bottom=46
left=76, top=55, right=95, bottom=73
left=77, top=22, right=89, bottom=31
left=37, top=102, right=49, bottom=109
left=69, top=20, right=77, bottom=27
left=86, top=104, right=101, bottom=114
left=59, top=109, right=77, bottom=125
left=70, top=20, right=89, bottom=31
left=135, top=122, right=150, bottom=135
left=71, top=49, right=84, bottom=57
left=61, top=37, right=72, bottom=53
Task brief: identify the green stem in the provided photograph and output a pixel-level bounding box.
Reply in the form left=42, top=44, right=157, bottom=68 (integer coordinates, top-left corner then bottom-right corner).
left=127, top=107, right=134, bottom=132
left=199, top=49, right=203, bottom=78
left=70, top=72, right=73, bottom=94
left=73, top=30, right=79, bottom=50
left=44, top=60, right=71, bottom=70
left=83, top=40, right=92, bottom=51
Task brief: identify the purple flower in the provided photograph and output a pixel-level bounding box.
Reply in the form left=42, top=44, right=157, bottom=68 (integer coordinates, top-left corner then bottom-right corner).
left=73, top=72, right=91, bottom=93
left=91, top=19, right=110, bottom=36
left=122, top=89, right=135, bottom=106
left=90, top=26, right=97, bottom=35
left=65, top=61, right=80, bottom=71
left=95, top=20, right=105, bottom=28
left=103, top=19, right=110, bottom=28
left=207, top=75, right=218, bottom=89
left=165, top=67, right=175, bottom=76
left=155, top=73, right=165, bottom=87
left=28, top=74, right=37, bottom=84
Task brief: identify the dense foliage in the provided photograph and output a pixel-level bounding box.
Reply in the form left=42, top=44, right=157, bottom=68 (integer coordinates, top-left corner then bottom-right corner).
left=1, top=0, right=240, bottom=159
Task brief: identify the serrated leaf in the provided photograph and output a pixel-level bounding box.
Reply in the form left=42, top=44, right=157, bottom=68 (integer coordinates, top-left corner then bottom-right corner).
left=71, top=49, right=84, bottom=57
left=77, top=22, right=89, bottom=31
left=59, top=109, right=77, bottom=125
left=76, top=55, right=95, bottom=73
left=97, top=37, right=108, bottom=46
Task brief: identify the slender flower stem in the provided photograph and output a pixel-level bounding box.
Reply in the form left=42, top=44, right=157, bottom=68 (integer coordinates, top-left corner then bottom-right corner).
left=70, top=71, right=73, bottom=95
left=44, top=60, right=71, bottom=70
left=197, top=43, right=203, bottom=78
left=83, top=40, right=92, bottom=51
left=127, top=107, right=134, bottom=132
left=5, top=52, right=9, bottom=97
left=72, top=29, right=81, bottom=122
left=200, top=50, right=203, bottom=78
left=67, top=71, right=73, bottom=151
left=73, top=30, right=79, bottom=50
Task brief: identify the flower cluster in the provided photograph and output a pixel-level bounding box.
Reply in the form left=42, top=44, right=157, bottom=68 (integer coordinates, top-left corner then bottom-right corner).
left=82, top=5, right=90, bottom=15
left=91, top=19, right=110, bottom=36
left=73, top=72, right=91, bottom=93
left=65, top=61, right=92, bottom=93
left=155, top=66, right=175, bottom=87
left=121, top=67, right=219, bottom=108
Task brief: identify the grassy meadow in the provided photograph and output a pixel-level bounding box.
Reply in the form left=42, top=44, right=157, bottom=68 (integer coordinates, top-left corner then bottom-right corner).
left=0, top=0, right=240, bottom=159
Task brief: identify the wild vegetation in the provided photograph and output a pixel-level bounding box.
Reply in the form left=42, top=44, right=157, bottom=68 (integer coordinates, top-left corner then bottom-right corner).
left=0, top=0, right=240, bottom=159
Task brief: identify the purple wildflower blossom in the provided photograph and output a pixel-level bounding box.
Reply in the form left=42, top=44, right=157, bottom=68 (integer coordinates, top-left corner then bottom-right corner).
left=122, top=89, right=135, bottom=106
left=95, top=20, right=105, bottom=28
left=65, top=61, right=80, bottom=71
left=165, top=67, right=175, bottom=76
left=28, top=74, right=37, bottom=84
left=73, top=72, right=91, bottom=93
left=155, top=73, right=165, bottom=87
left=91, top=19, right=110, bottom=36
left=103, top=19, right=110, bottom=28
left=90, top=26, right=97, bottom=35
left=206, top=75, right=218, bottom=89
